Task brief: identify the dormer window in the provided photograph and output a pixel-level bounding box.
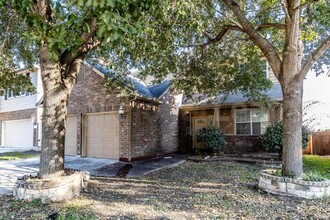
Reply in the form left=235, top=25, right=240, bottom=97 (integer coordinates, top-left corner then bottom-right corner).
left=238, top=60, right=269, bottom=79
left=262, top=60, right=269, bottom=79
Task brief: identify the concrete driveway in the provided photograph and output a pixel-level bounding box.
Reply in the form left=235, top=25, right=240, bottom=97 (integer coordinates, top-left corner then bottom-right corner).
left=0, top=155, right=117, bottom=195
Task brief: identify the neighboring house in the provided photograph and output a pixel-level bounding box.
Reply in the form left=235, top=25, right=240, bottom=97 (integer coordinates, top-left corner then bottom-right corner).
left=0, top=63, right=180, bottom=161
left=0, top=66, right=43, bottom=148
left=178, top=61, right=283, bottom=154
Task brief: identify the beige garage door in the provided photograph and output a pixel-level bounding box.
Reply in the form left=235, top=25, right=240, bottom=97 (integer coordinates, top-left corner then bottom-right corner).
left=83, top=112, right=119, bottom=159
left=65, top=116, right=78, bottom=155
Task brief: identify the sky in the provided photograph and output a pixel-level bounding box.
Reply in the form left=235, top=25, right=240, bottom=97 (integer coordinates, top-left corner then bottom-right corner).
left=303, top=69, right=330, bottom=131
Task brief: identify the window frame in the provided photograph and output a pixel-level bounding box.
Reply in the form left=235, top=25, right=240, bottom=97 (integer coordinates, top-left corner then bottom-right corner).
left=262, top=59, right=269, bottom=79
left=235, top=109, right=268, bottom=135
left=4, top=72, right=31, bottom=100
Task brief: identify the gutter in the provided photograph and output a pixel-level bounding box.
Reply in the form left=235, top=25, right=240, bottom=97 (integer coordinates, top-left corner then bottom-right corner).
left=179, top=100, right=283, bottom=110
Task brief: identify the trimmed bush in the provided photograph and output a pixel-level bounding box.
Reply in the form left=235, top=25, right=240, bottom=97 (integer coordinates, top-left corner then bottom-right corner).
left=262, top=122, right=310, bottom=158
left=196, top=126, right=226, bottom=151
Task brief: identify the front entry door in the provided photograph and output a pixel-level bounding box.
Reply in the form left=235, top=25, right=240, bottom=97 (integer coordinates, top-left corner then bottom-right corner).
left=192, top=116, right=214, bottom=149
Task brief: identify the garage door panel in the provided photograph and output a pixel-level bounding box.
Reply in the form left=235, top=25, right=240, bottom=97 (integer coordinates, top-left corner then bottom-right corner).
left=3, top=119, right=34, bottom=148
left=65, top=116, right=77, bottom=155
left=84, top=112, right=120, bottom=159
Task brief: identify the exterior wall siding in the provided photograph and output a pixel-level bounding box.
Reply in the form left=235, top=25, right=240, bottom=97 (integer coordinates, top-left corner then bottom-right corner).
left=269, top=69, right=279, bottom=84
left=0, top=71, right=39, bottom=113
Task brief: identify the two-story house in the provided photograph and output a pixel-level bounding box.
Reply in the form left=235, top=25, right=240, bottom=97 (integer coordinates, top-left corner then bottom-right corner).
left=0, top=66, right=43, bottom=149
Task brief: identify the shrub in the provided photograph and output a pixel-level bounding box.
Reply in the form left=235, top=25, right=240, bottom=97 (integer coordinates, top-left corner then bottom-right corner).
left=262, top=122, right=310, bottom=158
left=196, top=126, right=226, bottom=151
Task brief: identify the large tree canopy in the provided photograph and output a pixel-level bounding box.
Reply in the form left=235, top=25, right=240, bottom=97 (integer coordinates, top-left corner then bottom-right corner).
left=109, top=0, right=330, bottom=89
left=108, top=0, right=330, bottom=176
left=0, top=0, right=329, bottom=178
left=0, top=0, right=156, bottom=178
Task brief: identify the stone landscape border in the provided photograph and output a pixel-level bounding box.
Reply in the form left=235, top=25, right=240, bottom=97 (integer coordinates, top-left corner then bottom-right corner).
left=13, top=171, right=90, bottom=204
left=258, top=169, right=330, bottom=199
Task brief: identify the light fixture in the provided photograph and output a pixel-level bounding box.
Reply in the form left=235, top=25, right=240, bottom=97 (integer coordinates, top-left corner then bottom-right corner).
left=119, top=106, right=125, bottom=115
left=31, top=115, right=36, bottom=124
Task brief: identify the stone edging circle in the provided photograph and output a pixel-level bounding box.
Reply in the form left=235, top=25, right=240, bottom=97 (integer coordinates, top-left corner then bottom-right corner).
left=13, top=171, right=90, bottom=204
left=258, top=169, right=330, bottom=199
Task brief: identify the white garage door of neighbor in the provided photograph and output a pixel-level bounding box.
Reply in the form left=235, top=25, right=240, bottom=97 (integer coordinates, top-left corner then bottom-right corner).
left=84, top=112, right=120, bottom=159
left=3, top=119, right=34, bottom=148
left=65, top=116, right=78, bottom=155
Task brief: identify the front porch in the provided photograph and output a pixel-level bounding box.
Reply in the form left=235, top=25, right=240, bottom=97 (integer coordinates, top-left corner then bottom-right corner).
left=178, top=104, right=282, bottom=154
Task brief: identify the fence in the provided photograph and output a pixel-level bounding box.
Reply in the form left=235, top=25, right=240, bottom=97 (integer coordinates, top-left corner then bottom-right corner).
left=304, top=131, right=330, bottom=155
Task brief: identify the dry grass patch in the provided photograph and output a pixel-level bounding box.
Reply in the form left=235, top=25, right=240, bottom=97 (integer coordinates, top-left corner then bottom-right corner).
left=0, top=161, right=329, bottom=219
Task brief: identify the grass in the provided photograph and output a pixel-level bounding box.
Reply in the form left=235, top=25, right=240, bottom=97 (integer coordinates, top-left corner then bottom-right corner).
left=269, top=155, right=330, bottom=180
left=0, top=161, right=329, bottom=219
left=303, top=155, right=330, bottom=180
left=0, top=152, right=39, bottom=160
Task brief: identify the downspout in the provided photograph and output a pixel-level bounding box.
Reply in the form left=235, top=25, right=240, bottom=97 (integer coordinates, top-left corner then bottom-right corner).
left=128, top=99, right=133, bottom=162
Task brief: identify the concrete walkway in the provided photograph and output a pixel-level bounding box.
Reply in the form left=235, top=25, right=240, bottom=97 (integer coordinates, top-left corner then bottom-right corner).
left=0, top=155, right=117, bottom=195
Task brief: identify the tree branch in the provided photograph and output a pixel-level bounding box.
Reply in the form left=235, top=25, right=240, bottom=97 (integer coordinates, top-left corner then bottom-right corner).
left=280, top=0, right=291, bottom=22
left=37, top=0, right=52, bottom=23
left=201, top=25, right=243, bottom=49
left=256, top=23, right=286, bottom=31
left=299, top=35, right=330, bottom=81
left=221, top=0, right=282, bottom=78
left=60, top=19, right=99, bottom=66
left=297, top=0, right=319, bottom=9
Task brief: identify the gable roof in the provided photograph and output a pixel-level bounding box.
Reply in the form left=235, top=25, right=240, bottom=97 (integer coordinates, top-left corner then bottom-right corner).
left=148, top=80, right=171, bottom=99
left=87, top=62, right=170, bottom=100
left=181, top=83, right=283, bottom=107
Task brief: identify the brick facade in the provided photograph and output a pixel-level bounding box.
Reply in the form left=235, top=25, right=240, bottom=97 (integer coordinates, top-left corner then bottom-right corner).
left=0, top=108, right=38, bottom=146
left=68, top=64, right=178, bottom=161
left=224, top=135, right=263, bottom=154
left=68, top=64, right=125, bottom=156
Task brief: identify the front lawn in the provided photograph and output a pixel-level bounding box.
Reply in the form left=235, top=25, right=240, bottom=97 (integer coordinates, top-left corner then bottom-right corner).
left=303, top=155, right=330, bottom=180
left=0, top=151, right=40, bottom=160
left=0, top=161, right=329, bottom=219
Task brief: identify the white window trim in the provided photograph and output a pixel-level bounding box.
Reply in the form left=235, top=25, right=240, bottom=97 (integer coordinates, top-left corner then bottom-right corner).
left=234, top=109, right=268, bottom=135
left=6, top=90, right=29, bottom=99
left=264, top=60, right=270, bottom=79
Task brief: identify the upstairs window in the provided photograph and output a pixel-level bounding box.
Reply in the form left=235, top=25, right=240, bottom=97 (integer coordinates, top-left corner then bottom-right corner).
left=262, top=60, right=269, bottom=79
left=4, top=73, right=31, bottom=100
left=238, top=60, right=269, bottom=79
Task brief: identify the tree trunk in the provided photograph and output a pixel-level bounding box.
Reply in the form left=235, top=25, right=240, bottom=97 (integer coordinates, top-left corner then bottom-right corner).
left=39, top=61, right=70, bottom=179
left=38, top=40, right=83, bottom=178
left=281, top=79, right=303, bottom=177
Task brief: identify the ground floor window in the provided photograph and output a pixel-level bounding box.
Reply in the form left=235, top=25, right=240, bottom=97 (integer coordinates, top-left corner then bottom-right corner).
left=235, top=109, right=268, bottom=135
